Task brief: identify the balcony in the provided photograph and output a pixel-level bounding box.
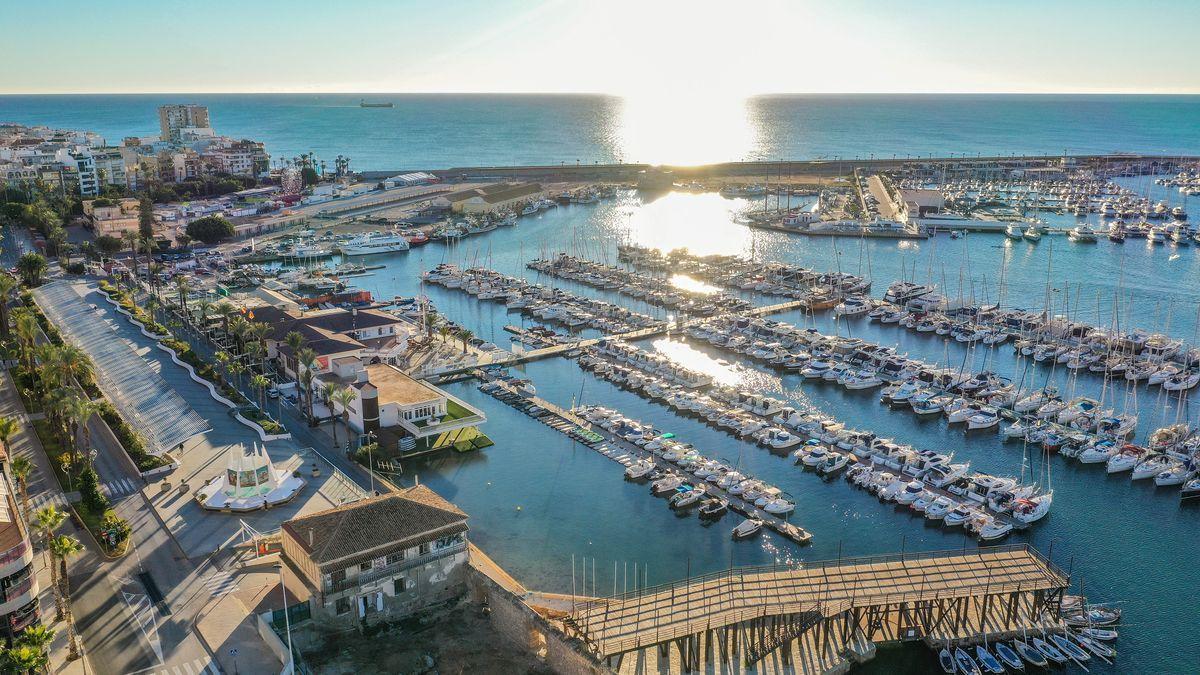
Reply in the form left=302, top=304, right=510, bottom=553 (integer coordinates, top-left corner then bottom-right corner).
left=324, top=540, right=466, bottom=595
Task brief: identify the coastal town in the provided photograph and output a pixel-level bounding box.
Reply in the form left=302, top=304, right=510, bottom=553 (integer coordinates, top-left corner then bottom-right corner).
left=3, top=0, right=1200, bottom=671
left=0, top=98, right=1197, bottom=674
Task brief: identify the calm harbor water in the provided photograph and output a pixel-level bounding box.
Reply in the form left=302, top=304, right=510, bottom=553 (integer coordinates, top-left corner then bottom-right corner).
left=272, top=189, right=1200, bottom=672
left=3, top=94, right=1200, bottom=168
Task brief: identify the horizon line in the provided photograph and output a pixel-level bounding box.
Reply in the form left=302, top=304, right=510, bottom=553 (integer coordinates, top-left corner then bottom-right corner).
left=3, top=90, right=1200, bottom=97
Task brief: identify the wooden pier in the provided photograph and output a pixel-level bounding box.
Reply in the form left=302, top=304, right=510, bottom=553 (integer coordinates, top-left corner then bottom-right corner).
left=563, top=544, right=1068, bottom=673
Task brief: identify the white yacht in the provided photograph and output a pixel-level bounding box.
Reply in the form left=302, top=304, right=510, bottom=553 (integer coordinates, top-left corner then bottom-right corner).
left=340, top=231, right=411, bottom=256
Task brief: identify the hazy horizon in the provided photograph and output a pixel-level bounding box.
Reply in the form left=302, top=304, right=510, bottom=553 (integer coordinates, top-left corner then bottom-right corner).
left=3, top=0, right=1198, bottom=96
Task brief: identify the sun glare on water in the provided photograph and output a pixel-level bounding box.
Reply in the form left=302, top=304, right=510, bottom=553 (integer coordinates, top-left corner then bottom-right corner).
left=611, top=92, right=761, bottom=167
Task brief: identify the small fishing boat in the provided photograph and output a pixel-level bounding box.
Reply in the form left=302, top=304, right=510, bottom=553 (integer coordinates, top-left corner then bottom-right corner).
left=993, top=642, right=1025, bottom=671
left=1031, top=637, right=1067, bottom=664
left=732, top=518, right=763, bottom=540
left=1078, top=627, right=1118, bottom=641
left=975, top=645, right=1004, bottom=673
left=1063, top=606, right=1121, bottom=627
left=1012, top=639, right=1048, bottom=667
left=1050, top=633, right=1090, bottom=662
left=669, top=488, right=704, bottom=509
left=938, top=647, right=956, bottom=674
left=1074, top=633, right=1116, bottom=658
left=954, top=647, right=982, bottom=675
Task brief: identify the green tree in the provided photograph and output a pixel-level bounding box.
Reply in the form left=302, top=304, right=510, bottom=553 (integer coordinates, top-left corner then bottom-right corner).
left=7, top=452, right=32, bottom=525
left=78, top=467, right=109, bottom=515
left=49, top=534, right=85, bottom=659
left=15, top=252, right=47, bottom=286
left=250, top=373, right=270, bottom=410
left=32, top=506, right=65, bottom=614
left=95, top=234, right=123, bottom=257
left=0, top=273, right=17, bottom=338
left=138, top=195, right=155, bottom=238
left=186, top=215, right=235, bottom=244
left=2, top=643, right=46, bottom=673
left=332, top=386, right=357, bottom=450
left=457, top=328, right=473, bottom=354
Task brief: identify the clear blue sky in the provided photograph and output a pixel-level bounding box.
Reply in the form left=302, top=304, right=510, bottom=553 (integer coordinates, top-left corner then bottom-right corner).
left=2, top=0, right=1197, bottom=94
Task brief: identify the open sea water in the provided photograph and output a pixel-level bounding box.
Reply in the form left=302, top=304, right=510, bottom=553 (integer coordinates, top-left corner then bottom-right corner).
left=6, top=93, right=1200, bottom=671
left=2, top=93, right=1200, bottom=169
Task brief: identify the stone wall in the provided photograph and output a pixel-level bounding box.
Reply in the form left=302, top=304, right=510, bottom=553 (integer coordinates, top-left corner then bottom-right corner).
left=466, top=564, right=610, bottom=675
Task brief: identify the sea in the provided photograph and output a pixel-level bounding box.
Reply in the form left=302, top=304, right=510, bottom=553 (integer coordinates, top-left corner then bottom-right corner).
left=6, top=94, right=1200, bottom=672
left=2, top=93, right=1200, bottom=169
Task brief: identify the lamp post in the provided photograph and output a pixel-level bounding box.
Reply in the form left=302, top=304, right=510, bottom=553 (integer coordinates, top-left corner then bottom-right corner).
left=275, top=563, right=294, bottom=675
left=366, top=431, right=377, bottom=495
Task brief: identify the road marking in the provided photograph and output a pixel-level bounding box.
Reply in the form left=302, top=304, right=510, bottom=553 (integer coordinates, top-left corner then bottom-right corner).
left=29, top=492, right=67, bottom=510
left=102, top=478, right=140, bottom=498
left=121, top=591, right=164, bottom=664
left=201, top=569, right=240, bottom=598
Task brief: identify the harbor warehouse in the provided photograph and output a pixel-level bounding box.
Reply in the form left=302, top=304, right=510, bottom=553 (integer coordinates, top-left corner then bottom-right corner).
left=436, top=182, right=543, bottom=213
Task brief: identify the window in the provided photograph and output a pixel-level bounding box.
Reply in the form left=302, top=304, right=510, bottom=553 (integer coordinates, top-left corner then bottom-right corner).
left=393, top=577, right=414, bottom=594
left=359, top=561, right=372, bottom=572
left=434, top=534, right=462, bottom=550
left=418, top=542, right=430, bottom=556
left=335, top=597, right=351, bottom=615
left=386, top=550, right=405, bottom=565
left=330, top=569, right=346, bottom=585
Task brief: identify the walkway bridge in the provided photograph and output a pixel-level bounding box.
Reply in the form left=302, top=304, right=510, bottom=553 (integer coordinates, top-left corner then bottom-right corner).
left=563, top=544, right=1069, bottom=671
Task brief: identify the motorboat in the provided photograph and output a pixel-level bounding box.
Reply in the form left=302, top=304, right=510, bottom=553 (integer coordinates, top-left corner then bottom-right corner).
left=731, top=518, right=763, bottom=540
left=1004, top=223, right=1024, bottom=239
left=817, top=452, right=850, bottom=477
left=669, top=488, right=705, bottom=509
left=651, top=474, right=684, bottom=495
left=624, top=460, right=655, bottom=480
left=943, top=504, right=974, bottom=527
left=1022, top=224, right=1043, bottom=241
left=698, top=499, right=728, bottom=520
left=762, top=498, right=795, bottom=515
left=966, top=406, right=1001, bottom=430
left=339, top=231, right=411, bottom=256
left=1068, top=225, right=1098, bottom=243
left=976, top=516, right=1014, bottom=541
left=894, top=480, right=925, bottom=505
left=924, top=496, right=956, bottom=520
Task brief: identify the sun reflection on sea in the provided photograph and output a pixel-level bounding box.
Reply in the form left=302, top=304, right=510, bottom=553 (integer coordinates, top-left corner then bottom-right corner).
left=610, top=93, right=761, bottom=166
left=609, top=192, right=754, bottom=257
left=669, top=274, right=719, bottom=295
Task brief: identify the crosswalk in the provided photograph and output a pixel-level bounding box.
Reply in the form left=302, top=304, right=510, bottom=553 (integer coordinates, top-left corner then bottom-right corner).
left=28, top=491, right=68, bottom=511
left=201, top=569, right=239, bottom=598
left=102, top=477, right=141, bottom=499
left=141, top=656, right=221, bottom=675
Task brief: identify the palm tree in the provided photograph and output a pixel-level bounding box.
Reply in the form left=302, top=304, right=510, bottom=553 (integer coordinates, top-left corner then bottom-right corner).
left=295, top=347, right=317, bottom=420
left=284, top=330, right=305, bottom=376
left=214, top=350, right=231, bottom=385
left=32, top=506, right=65, bottom=616
left=121, top=230, right=139, bottom=286
left=0, top=273, right=17, bottom=338
left=196, top=299, right=214, bottom=338
left=331, top=386, right=358, bottom=450
left=55, top=343, right=93, bottom=389
left=213, top=302, right=237, bottom=345
left=438, top=324, right=450, bottom=345
left=49, top=534, right=84, bottom=659
left=173, top=276, right=192, bottom=321
left=228, top=316, right=250, bottom=356
left=227, top=361, right=246, bottom=391
left=321, top=381, right=337, bottom=413
left=458, top=329, right=474, bottom=354
left=62, top=396, right=96, bottom=462
left=250, top=374, right=270, bottom=410
left=8, top=454, right=32, bottom=524
left=13, top=311, right=38, bottom=372
left=0, top=416, right=19, bottom=459
left=15, top=253, right=46, bottom=287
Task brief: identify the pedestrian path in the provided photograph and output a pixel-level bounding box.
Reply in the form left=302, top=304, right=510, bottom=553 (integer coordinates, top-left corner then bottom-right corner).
left=28, top=490, right=69, bottom=511
left=133, top=656, right=221, bottom=675
left=201, top=569, right=240, bottom=599
left=102, top=477, right=142, bottom=499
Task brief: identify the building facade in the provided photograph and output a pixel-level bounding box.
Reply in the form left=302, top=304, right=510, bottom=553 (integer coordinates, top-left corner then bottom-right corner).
left=0, top=460, right=41, bottom=641
left=158, top=104, right=212, bottom=141
left=281, top=487, right=469, bottom=627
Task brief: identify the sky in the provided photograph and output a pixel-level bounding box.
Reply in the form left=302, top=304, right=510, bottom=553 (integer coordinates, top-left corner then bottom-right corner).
left=2, top=0, right=1198, bottom=95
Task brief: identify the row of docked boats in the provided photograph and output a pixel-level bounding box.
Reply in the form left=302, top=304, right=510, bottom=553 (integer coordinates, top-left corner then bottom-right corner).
left=421, top=264, right=665, bottom=333
left=574, top=337, right=1044, bottom=540
left=527, top=254, right=751, bottom=316
left=574, top=405, right=812, bottom=544
left=615, top=245, right=871, bottom=303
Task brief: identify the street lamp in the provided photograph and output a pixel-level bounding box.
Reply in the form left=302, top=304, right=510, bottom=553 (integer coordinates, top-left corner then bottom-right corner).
left=365, top=431, right=378, bottom=495
left=275, top=563, right=295, bottom=675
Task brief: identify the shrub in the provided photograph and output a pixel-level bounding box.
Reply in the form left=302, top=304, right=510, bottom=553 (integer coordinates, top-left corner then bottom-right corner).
left=78, top=467, right=110, bottom=514
left=186, top=215, right=235, bottom=244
